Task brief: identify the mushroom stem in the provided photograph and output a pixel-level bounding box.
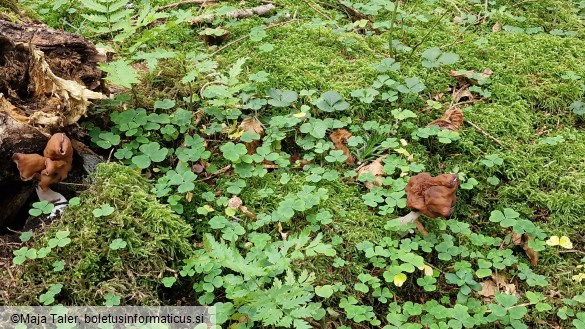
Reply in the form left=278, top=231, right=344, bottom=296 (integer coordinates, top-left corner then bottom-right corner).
left=397, top=211, right=429, bottom=237
left=396, top=211, right=421, bottom=225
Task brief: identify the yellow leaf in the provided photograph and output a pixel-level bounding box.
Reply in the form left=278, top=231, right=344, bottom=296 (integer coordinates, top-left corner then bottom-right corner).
left=203, top=205, right=215, bottom=212
left=293, top=112, right=306, bottom=118
left=546, top=236, right=559, bottom=246
left=572, top=273, right=585, bottom=282
left=393, top=273, right=407, bottom=287
left=559, top=236, right=573, bottom=249
left=228, top=130, right=244, bottom=140
left=423, top=265, right=433, bottom=276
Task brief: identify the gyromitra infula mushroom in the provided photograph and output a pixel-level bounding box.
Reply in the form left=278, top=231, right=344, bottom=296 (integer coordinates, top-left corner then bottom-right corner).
left=12, top=133, right=73, bottom=191
left=397, top=172, right=459, bottom=235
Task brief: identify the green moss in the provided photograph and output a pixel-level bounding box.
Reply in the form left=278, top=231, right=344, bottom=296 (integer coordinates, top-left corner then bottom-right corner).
left=9, top=163, right=193, bottom=305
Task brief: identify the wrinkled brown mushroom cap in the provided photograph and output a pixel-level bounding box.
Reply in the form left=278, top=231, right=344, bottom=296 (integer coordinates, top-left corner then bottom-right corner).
left=12, top=153, right=46, bottom=181
left=44, top=133, right=73, bottom=163
left=405, top=172, right=459, bottom=218
left=13, top=133, right=74, bottom=190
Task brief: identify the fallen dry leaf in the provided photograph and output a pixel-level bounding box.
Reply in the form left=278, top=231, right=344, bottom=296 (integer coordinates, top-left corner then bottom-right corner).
left=521, top=234, right=539, bottom=266
left=357, top=155, right=387, bottom=190
left=479, top=274, right=518, bottom=301
left=452, top=87, right=474, bottom=103
left=428, top=108, right=464, bottom=131
left=277, top=222, right=288, bottom=240
left=492, top=22, right=501, bottom=32
left=330, top=129, right=355, bottom=164
left=510, top=232, right=539, bottom=265
left=239, top=205, right=256, bottom=219
left=478, top=279, right=497, bottom=298
left=239, top=116, right=264, bottom=154
left=448, top=69, right=493, bottom=86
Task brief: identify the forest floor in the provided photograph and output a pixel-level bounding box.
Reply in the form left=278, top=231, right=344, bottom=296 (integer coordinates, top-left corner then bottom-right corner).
left=1, top=0, right=584, bottom=327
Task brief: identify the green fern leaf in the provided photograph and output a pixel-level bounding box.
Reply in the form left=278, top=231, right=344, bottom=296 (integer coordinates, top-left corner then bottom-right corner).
left=99, top=59, right=140, bottom=88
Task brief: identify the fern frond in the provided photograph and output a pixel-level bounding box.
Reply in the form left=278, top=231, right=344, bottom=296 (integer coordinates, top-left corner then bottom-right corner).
left=79, top=0, right=108, bottom=13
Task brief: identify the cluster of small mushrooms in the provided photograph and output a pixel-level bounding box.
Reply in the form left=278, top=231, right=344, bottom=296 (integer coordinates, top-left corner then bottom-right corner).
left=398, top=172, right=460, bottom=235
left=12, top=133, right=73, bottom=191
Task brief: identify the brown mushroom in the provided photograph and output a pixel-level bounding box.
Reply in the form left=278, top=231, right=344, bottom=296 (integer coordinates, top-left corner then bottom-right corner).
left=13, top=133, right=74, bottom=191
left=42, top=158, right=71, bottom=180
left=44, top=133, right=73, bottom=163
left=12, top=153, right=46, bottom=181
left=397, top=172, right=459, bottom=235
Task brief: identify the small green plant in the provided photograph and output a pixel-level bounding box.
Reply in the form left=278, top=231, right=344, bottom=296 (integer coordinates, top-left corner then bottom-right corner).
left=29, top=201, right=55, bottom=217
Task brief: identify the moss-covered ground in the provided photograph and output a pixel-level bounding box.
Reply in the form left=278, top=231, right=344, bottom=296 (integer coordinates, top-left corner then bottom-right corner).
left=1, top=0, right=584, bottom=327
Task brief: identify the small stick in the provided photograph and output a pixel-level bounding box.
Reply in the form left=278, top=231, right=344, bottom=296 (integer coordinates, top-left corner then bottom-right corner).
left=157, top=0, right=215, bottom=11
left=558, top=250, right=585, bottom=255
left=464, top=119, right=506, bottom=147
left=302, top=0, right=339, bottom=28
left=198, top=164, right=232, bottom=182
left=212, top=18, right=300, bottom=55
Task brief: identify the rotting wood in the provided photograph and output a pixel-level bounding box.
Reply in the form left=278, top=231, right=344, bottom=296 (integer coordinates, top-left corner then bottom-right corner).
left=189, top=4, right=276, bottom=25
left=0, top=19, right=106, bottom=227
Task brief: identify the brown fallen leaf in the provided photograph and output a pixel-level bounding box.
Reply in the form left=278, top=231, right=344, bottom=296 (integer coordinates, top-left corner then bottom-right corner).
left=428, top=108, right=464, bottom=131
left=521, top=234, right=539, bottom=266
left=357, top=155, right=387, bottom=190
left=239, top=205, right=256, bottom=220
left=239, top=116, right=264, bottom=154
left=493, top=273, right=518, bottom=296
left=330, top=129, right=355, bottom=164
left=478, top=279, right=497, bottom=298
left=510, top=232, right=538, bottom=265
left=452, top=86, right=474, bottom=103
left=277, top=222, right=288, bottom=240
left=448, top=69, right=493, bottom=86
left=492, top=22, right=501, bottom=32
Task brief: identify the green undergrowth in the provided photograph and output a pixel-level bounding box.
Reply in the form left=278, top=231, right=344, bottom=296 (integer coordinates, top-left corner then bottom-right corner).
left=7, top=163, right=193, bottom=305
left=5, top=0, right=585, bottom=327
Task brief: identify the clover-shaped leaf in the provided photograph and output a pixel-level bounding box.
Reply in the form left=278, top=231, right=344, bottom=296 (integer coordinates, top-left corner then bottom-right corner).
left=315, top=285, right=334, bottom=298
left=220, top=142, right=248, bottom=162
left=93, top=204, right=115, bottom=218
left=103, top=293, right=121, bottom=307
left=267, top=88, right=298, bottom=107
left=48, top=230, right=71, bottom=248
left=110, top=238, right=127, bottom=250
left=397, top=77, right=426, bottom=94
left=421, top=47, right=460, bottom=68
left=489, top=208, right=520, bottom=228
left=161, top=277, right=177, bottom=288
left=19, top=230, right=33, bottom=242
left=316, top=91, right=350, bottom=112
left=372, top=58, right=400, bottom=73
left=29, top=201, right=55, bottom=217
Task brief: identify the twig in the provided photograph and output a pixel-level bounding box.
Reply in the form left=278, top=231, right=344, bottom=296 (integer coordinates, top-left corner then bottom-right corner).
left=464, top=119, right=506, bottom=147
left=558, top=250, right=585, bottom=255
left=336, top=0, right=369, bottom=22
left=406, top=10, right=450, bottom=60
left=302, top=0, right=339, bottom=28
left=211, top=18, right=301, bottom=55
left=198, top=164, right=232, bottom=182
left=444, top=0, right=464, bottom=15
left=190, top=3, right=276, bottom=25
left=157, top=0, right=215, bottom=11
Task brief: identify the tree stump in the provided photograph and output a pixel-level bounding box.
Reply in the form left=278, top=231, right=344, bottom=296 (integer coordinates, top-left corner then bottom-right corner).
left=0, top=18, right=105, bottom=227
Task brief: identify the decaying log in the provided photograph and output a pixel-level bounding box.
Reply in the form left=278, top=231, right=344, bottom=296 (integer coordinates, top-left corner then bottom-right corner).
left=0, top=19, right=106, bottom=227
left=189, top=4, right=276, bottom=25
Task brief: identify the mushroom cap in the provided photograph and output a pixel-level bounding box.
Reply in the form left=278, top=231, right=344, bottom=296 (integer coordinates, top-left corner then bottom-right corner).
left=12, top=153, right=46, bottom=181
left=405, top=172, right=459, bottom=218
left=44, top=133, right=73, bottom=162
left=42, top=158, right=71, bottom=179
